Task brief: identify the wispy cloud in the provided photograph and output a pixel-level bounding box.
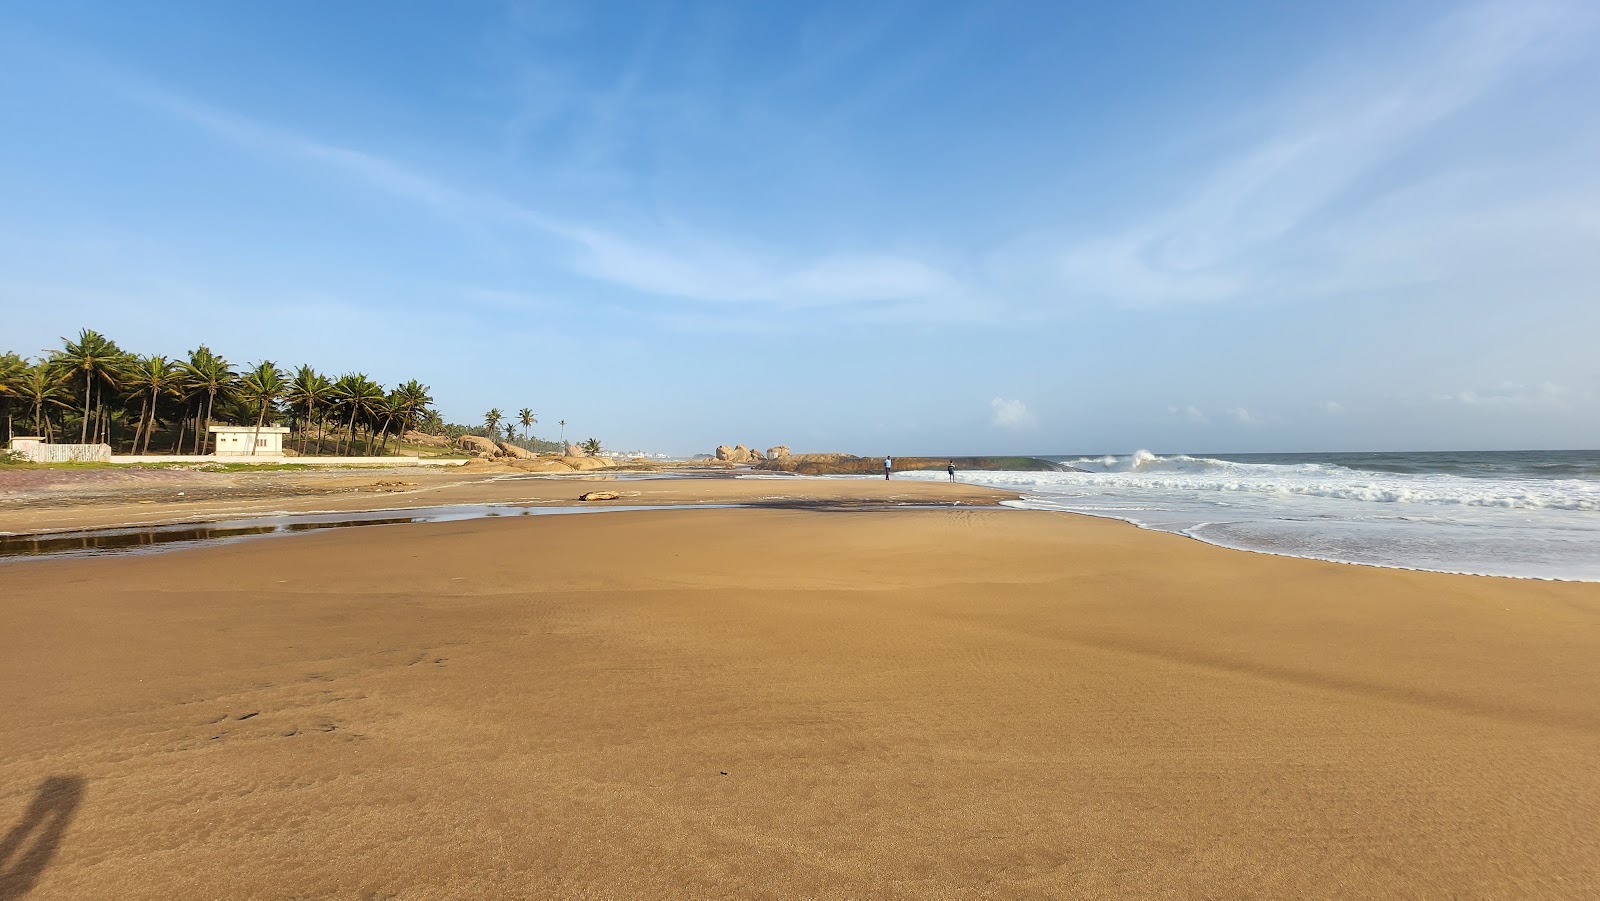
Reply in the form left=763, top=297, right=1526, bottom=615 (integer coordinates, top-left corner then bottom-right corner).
left=1437, top=382, right=1592, bottom=409
left=1230, top=407, right=1270, bottom=425
left=1168, top=404, right=1210, bottom=425
left=1051, top=0, right=1594, bottom=307
left=123, top=83, right=961, bottom=312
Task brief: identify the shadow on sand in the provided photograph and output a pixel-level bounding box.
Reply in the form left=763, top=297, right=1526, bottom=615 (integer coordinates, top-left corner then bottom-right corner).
left=0, top=776, right=85, bottom=900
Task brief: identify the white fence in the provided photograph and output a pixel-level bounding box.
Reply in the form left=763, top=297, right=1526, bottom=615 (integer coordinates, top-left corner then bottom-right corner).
left=112, top=455, right=465, bottom=467
left=7, top=439, right=112, bottom=463
left=5, top=438, right=464, bottom=466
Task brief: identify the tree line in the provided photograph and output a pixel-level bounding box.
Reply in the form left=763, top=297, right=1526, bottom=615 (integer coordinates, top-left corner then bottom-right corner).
left=0, top=328, right=446, bottom=456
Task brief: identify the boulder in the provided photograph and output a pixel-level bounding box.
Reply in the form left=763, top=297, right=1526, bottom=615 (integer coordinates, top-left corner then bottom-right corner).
left=403, top=430, right=452, bottom=448
left=512, top=459, right=575, bottom=473
left=578, top=490, right=622, bottom=501
left=565, top=443, right=585, bottom=457
left=460, top=435, right=500, bottom=456
left=767, top=446, right=791, bottom=460
left=715, top=445, right=735, bottom=461
left=497, top=442, right=536, bottom=459
left=561, top=455, right=614, bottom=471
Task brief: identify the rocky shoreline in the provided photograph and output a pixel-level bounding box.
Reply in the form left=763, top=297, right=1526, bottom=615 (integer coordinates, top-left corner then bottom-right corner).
left=709, top=443, right=1078, bottom=474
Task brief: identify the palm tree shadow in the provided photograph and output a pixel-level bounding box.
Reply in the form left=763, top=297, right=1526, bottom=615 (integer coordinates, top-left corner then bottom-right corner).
left=0, top=776, right=85, bottom=900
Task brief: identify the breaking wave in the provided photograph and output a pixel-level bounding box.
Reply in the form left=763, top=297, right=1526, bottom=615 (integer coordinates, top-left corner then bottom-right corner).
left=903, top=449, right=1600, bottom=580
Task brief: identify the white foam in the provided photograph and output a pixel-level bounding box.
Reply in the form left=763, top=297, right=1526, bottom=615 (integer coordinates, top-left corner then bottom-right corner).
left=904, top=451, right=1600, bottom=581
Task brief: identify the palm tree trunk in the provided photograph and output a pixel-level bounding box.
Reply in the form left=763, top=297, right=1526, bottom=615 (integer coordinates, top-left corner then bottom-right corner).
left=143, top=387, right=158, bottom=454
left=131, top=397, right=147, bottom=454
left=79, top=374, right=91, bottom=443
left=252, top=403, right=266, bottom=456
left=202, top=393, right=215, bottom=455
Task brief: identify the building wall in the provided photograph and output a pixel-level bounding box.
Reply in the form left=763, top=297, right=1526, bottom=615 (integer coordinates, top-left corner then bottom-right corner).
left=7, top=439, right=112, bottom=463
left=211, top=429, right=288, bottom=456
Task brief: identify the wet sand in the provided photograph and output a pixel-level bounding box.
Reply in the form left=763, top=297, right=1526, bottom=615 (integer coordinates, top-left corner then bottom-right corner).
left=0, top=465, right=1007, bottom=535
left=2, top=478, right=1598, bottom=898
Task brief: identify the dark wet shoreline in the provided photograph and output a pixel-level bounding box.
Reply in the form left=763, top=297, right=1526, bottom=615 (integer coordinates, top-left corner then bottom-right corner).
left=0, top=499, right=983, bottom=562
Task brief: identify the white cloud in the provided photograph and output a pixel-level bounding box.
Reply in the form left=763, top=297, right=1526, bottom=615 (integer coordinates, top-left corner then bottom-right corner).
left=1231, top=407, right=1268, bottom=425
left=990, top=397, right=1037, bottom=429
left=1322, top=400, right=1346, bottom=415
left=1168, top=404, right=1210, bottom=424
left=1439, top=382, right=1592, bottom=409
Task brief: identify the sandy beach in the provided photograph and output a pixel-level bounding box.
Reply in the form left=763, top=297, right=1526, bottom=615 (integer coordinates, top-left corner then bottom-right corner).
left=3, top=473, right=1599, bottom=899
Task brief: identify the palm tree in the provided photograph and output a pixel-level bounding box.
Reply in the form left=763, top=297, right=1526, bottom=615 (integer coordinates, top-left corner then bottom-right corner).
left=517, top=408, right=537, bottom=443
left=558, top=420, right=567, bottom=445
left=13, top=363, right=71, bottom=441
left=581, top=438, right=602, bottom=457
left=484, top=408, right=503, bottom=440
left=0, top=351, right=26, bottom=443
left=372, top=391, right=400, bottom=454
left=123, top=355, right=181, bottom=455
left=284, top=365, right=334, bottom=454
left=181, top=346, right=236, bottom=455
left=332, top=374, right=385, bottom=456
left=392, top=380, right=435, bottom=451
left=47, top=328, right=127, bottom=444
left=417, top=408, right=445, bottom=435
left=238, top=361, right=287, bottom=455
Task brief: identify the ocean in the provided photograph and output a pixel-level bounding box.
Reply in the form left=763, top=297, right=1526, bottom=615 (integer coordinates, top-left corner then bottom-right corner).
left=902, top=449, right=1600, bottom=581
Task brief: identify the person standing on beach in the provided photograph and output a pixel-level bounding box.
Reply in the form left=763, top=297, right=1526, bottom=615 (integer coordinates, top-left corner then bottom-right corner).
left=884, top=455, right=893, bottom=480
left=947, top=461, right=956, bottom=482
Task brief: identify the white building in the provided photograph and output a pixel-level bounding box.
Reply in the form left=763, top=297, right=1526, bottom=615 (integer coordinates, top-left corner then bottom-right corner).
left=209, top=425, right=291, bottom=456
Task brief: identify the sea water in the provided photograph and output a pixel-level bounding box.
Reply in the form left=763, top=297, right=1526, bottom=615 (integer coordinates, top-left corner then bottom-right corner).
left=903, top=450, right=1600, bottom=581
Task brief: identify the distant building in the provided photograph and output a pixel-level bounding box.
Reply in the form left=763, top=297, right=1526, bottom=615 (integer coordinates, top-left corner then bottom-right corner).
left=209, top=425, right=290, bottom=456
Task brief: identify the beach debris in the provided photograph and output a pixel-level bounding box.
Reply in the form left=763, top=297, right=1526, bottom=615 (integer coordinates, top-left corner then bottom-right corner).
left=235, top=711, right=259, bottom=720
left=579, top=490, right=623, bottom=501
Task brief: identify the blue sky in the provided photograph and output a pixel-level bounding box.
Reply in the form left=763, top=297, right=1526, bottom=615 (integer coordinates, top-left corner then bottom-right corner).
left=3, top=0, right=1598, bottom=454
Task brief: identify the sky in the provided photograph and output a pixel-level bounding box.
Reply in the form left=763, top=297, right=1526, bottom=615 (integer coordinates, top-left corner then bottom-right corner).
left=2, top=0, right=1598, bottom=455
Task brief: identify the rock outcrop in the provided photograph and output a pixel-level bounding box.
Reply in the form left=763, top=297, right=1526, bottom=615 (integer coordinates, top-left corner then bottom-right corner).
left=766, top=446, right=790, bottom=460
left=460, top=435, right=500, bottom=457
left=714, top=443, right=765, bottom=463
left=578, top=490, right=622, bottom=501
left=497, top=442, right=536, bottom=460
left=403, top=430, right=452, bottom=448
left=511, top=459, right=574, bottom=473
left=565, top=443, right=585, bottom=457
left=562, top=455, right=615, bottom=471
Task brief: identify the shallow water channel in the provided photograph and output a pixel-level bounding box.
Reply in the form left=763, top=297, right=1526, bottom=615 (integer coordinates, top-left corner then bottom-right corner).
left=0, top=503, right=732, bottom=562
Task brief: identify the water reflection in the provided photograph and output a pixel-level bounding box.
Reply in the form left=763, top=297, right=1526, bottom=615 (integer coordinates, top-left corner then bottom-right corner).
left=0, top=504, right=719, bottom=561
